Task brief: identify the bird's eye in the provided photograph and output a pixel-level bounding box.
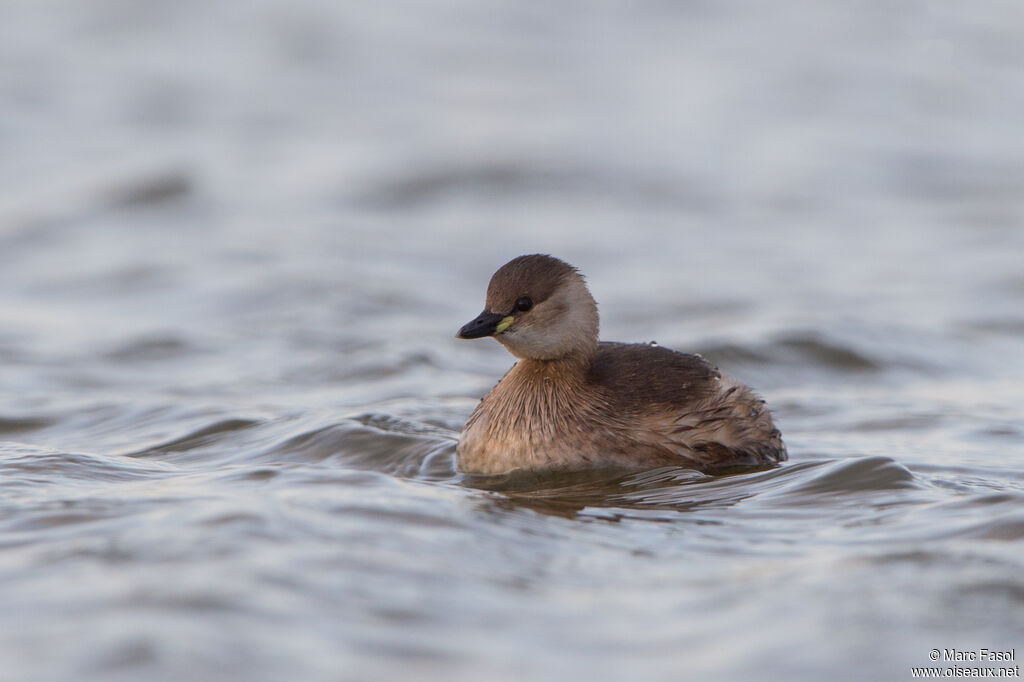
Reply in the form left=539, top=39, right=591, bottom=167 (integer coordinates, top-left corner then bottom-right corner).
left=515, top=296, right=533, bottom=312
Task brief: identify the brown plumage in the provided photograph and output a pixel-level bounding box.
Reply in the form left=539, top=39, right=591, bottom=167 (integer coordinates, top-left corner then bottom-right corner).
left=456, top=254, right=786, bottom=475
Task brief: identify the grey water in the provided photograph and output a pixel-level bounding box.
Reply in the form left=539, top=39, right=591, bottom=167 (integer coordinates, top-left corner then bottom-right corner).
left=2, top=2, right=1023, bottom=680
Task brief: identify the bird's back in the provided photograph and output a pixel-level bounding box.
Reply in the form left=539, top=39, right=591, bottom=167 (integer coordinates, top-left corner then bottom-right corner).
left=586, top=342, right=787, bottom=472
left=588, top=342, right=721, bottom=410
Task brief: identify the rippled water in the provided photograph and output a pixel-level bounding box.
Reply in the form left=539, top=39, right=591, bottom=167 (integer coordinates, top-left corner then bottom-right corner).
left=2, top=2, right=1023, bottom=680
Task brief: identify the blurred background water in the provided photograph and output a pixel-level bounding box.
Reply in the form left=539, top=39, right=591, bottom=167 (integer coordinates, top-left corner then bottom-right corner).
left=1, top=1, right=1023, bottom=680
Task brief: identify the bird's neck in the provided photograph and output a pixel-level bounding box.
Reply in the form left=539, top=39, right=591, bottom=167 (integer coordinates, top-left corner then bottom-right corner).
left=486, top=352, right=597, bottom=426
left=514, top=350, right=593, bottom=384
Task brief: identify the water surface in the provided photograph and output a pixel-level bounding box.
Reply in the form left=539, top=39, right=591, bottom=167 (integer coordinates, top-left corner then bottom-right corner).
left=2, top=2, right=1023, bottom=680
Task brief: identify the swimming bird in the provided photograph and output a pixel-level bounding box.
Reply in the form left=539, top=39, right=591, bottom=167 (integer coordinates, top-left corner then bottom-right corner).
left=456, top=254, right=786, bottom=475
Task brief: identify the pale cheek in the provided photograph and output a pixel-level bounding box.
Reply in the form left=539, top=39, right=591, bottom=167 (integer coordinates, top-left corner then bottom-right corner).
left=508, top=323, right=575, bottom=358
left=495, top=329, right=541, bottom=358
left=548, top=301, right=569, bottom=317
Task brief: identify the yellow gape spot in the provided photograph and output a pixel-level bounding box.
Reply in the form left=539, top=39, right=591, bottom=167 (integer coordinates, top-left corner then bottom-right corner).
left=496, top=316, right=514, bottom=333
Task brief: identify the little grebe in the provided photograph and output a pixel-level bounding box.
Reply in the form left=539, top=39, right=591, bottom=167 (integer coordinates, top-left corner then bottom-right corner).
left=456, top=254, right=786, bottom=475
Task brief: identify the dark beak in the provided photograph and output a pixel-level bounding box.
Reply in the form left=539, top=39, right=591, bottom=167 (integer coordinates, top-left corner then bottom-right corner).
left=457, top=310, right=506, bottom=339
